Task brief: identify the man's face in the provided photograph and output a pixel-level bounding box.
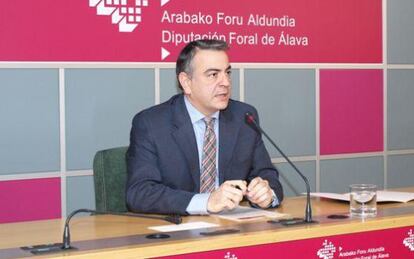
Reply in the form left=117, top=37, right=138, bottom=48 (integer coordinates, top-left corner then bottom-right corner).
left=179, top=49, right=232, bottom=116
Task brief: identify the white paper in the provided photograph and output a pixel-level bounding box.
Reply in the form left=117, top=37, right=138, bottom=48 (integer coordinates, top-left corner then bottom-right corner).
left=149, top=221, right=219, bottom=232
left=309, top=192, right=350, bottom=201
left=214, top=205, right=286, bottom=221
left=377, top=191, right=414, bottom=202
left=309, top=191, right=414, bottom=203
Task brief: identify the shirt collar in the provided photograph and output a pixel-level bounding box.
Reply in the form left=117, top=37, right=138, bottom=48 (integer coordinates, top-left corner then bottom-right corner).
left=184, top=96, right=219, bottom=124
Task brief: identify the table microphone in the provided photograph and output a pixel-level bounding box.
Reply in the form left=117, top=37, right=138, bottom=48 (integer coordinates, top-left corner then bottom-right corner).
left=245, top=112, right=317, bottom=225
left=21, top=208, right=182, bottom=254
left=62, top=209, right=182, bottom=249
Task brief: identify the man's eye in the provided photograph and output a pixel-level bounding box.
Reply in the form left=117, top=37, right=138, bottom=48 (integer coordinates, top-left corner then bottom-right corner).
left=226, top=70, right=232, bottom=76
left=208, top=73, right=218, bottom=78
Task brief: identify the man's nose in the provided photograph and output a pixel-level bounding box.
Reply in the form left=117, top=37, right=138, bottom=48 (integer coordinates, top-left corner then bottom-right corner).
left=219, top=73, right=231, bottom=87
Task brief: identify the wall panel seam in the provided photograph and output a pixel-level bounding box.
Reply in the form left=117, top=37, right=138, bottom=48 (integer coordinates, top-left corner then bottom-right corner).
left=315, top=68, right=320, bottom=192
left=383, top=0, right=388, bottom=188
left=59, top=68, right=67, bottom=217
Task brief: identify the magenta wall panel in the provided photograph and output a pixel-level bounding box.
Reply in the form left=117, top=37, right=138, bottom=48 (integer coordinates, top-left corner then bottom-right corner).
left=320, top=70, right=383, bottom=155
left=0, top=0, right=381, bottom=62
left=0, top=178, right=61, bottom=223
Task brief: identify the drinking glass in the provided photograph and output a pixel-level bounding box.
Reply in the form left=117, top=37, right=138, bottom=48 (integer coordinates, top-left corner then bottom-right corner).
left=349, top=184, right=377, bottom=218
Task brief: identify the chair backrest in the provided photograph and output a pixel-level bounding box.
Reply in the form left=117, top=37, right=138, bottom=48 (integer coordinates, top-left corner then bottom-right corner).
left=93, top=146, right=129, bottom=212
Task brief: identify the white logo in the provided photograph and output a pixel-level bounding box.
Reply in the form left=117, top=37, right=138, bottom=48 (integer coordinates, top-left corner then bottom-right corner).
left=89, top=0, right=150, bottom=32
left=317, top=239, right=336, bottom=259
left=403, top=229, right=414, bottom=252
left=224, top=251, right=238, bottom=259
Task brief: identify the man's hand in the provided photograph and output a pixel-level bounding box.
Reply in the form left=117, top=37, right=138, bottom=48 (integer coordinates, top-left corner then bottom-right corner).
left=207, top=180, right=247, bottom=213
left=246, top=177, right=273, bottom=208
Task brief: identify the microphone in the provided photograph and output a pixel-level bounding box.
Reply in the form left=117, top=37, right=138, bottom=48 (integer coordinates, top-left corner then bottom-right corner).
left=62, top=209, right=182, bottom=249
left=21, top=208, right=182, bottom=254
left=245, top=112, right=316, bottom=225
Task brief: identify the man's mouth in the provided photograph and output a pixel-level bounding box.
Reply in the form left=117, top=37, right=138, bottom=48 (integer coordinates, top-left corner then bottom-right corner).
left=215, top=92, right=229, bottom=98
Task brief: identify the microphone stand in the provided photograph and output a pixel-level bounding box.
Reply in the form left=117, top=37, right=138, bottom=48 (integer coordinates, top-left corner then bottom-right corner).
left=21, top=208, right=182, bottom=254
left=62, top=209, right=182, bottom=249
left=245, top=113, right=317, bottom=225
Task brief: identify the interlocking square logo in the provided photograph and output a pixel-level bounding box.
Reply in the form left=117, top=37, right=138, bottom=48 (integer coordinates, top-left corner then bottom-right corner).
left=89, top=0, right=149, bottom=32
left=403, top=229, right=414, bottom=252
left=317, top=240, right=336, bottom=259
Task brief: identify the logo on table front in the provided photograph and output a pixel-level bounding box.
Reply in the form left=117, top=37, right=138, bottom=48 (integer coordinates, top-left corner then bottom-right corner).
left=224, top=251, right=238, bottom=259
left=89, top=0, right=150, bottom=32
left=403, top=229, right=414, bottom=252
left=317, top=239, right=336, bottom=259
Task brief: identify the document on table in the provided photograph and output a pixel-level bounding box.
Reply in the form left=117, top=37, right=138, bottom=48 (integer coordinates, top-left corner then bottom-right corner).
left=214, top=205, right=287, bottom=222
left=309, top=191, right=414, bottom=203
left=149, top=206, right=286, bottom=232
left=149, top=222, right=219, bottom=232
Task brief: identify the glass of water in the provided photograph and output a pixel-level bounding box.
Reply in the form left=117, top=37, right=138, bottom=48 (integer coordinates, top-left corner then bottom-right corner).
left=349, top=184, right=377, bottom=218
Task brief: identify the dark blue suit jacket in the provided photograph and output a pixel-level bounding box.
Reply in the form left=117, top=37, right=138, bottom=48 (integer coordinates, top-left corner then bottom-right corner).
left=126, top=94, right=283, bottom=215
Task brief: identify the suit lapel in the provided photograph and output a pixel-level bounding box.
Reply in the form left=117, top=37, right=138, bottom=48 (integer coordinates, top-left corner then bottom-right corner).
left=171, top=95, right=201, bottom=191
left=219, top=104, right=240, bottom=184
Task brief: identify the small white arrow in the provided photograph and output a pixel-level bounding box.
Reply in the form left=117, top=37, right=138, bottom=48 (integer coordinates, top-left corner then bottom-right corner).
left=161, top=0, right=170, bottom=7
left=161, top=47, right=170, bottom=60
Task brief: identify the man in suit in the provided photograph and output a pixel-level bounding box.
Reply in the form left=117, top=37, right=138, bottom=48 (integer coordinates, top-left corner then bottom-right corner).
left=126, top=39, right=283, bottom=215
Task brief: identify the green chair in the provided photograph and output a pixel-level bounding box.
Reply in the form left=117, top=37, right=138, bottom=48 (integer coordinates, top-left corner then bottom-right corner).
left=93, top=146, right=129, bottom=212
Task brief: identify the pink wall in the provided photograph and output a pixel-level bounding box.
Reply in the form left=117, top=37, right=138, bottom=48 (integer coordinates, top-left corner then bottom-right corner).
left=320, top=69, right=383, bottom=155
left=0, top=0, right=381, bottom=62
left=0, top=178, right=61, bottom=223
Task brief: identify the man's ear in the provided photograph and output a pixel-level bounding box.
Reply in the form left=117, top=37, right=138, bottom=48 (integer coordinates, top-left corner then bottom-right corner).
left=178, top=72, right=192, bottom=95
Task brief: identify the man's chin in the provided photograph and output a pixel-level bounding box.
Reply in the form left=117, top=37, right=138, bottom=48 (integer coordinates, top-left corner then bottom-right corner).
left=216, top=101, right=230, bottom=111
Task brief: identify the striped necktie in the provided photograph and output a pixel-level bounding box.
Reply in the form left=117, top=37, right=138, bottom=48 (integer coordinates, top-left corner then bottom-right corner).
left=200, top=117, right=216, bottom=193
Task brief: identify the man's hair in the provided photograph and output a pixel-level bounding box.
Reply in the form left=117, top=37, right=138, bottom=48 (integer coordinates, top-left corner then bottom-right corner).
left=176, top=39, right=229, bottom=90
